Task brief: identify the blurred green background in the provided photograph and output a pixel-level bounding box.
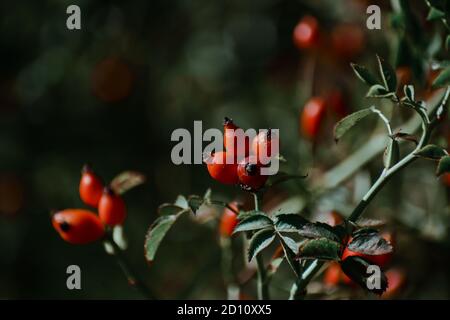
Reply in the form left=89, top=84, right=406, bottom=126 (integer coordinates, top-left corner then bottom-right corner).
left=0, top=0, right=449, bottom=299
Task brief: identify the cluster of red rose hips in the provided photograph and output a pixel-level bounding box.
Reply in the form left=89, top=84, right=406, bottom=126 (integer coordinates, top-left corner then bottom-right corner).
left=205, top=118, right=279, bottom=191
left=52, top=165, right=126, bottom=244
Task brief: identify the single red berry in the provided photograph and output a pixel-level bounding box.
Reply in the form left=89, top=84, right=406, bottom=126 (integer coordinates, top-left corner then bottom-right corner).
left=300, top=97, right=326, bottom=140
left=237, top=156, right=268, bottom=191
left=293, top=16, right=320, bottom=49
left=331, top=23, right=365, bottom=59
left=52, top=209, right=105, bottom=244
left=206, top=151, right=240, bottom=185
left=79, top=164, right=104, bottom=208
left=98, top=187, right=127, bottom=226
left=251, top=130, right=279, bottom=164
left=326, top=90, right=348, bottom=118
left=219, top=202, right=239, bottom=237
left=223, top=117, right=250, bottom=160
left=323, top=262, right=343, bottom=287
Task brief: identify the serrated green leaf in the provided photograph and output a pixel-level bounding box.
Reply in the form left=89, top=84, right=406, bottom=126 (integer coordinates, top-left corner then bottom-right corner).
left=110, top=171, right=146, bottom=195
left=334, top=107, right=375, bottom=142
left=233, top=214, right=273, bottom=234
left=355, top=218, right=386, bottom=228
left=158, top=204, right=185, bottom=216
left=248, top=228, right=275, bottom=262
left=279, top=234, right=300, bottom=277
left=414, top=144, right=447, bottom=160
left=237, top=210, right=264, bottom=220
left=383, top=139, right=400, bottom=169
left=350, top=63, right=378, bottom=86
left=436, top=155, right=450, bottom=176
left=432, top=67, right=450, bottom=89
left=340, top=256, right=388, bottom=295
left=376, top=55, right=397, bottom=92
left=352, top=227, right=379, bottom=238
left=403, top=85, right=414, bottom=101
left=145, top=215, right=179, bottom=262
left=366, top=84, right=392, bottom=98
left=280, top=235, right=299, bottom=254
left=298, top=238, right=341, bottom=260
left=347, top=231, right=393, bottom=255
left=427, top=7, right=445, bottom=21
left=298, top=222, right=341, bottom=242
left=274, top=213, right=308, bottom=233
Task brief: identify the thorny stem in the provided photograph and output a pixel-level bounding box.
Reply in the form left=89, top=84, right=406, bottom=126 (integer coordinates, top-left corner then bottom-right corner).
left=289, top=88, right=446, bottom=299
left=104, top=234, right=156, bottom=300
left=253, top=192, right=270, bottom=300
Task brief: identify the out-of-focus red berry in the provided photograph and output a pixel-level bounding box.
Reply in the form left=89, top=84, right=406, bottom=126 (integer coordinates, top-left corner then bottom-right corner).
left=219, top=202, right=239, bottom=237
left=331, top=24, right=365, bottom=59
left=300, top=97, right=326, bottom=140
left=293, top=16, right=320, bottom=49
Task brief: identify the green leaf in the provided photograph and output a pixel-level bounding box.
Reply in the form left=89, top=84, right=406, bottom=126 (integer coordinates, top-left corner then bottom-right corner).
left=248, top=228, right=276, bottom=262
left=274, top=213, right=308, bottom=233
left=350, top=63, right=378, bottom=86
left=340, top=256, right=388, bottom=295
left=280, top=235, right=299, bottom=254
left=347, top=231, right=393, bottom=255
left=403, top=85, right=414, bottom=101
left=298, top=238, right=341, bottom=260
left=298, top=222, right=341, bottom=242
left=436, top=155, right=450, bottom=176
left=174, top=195, right=189, bottom=209
left=278, top=234, right=300, bottom=277
left=355, top=218, right=386, bottom=228
left=376, top=55, right=397, bottom=92
left=383, top=139, right=400, bottom=169
left=432, top=67, right=450, bottom=89
left=446, top=35, right=450, bottom=51
left=366, top=84, right=392, bottom=98
left=334, top=107, right=375, bottom=142
left=233, top=214, right=273, bottom=234
left=157, top=204, right=186, bottom=216
left=145, top=215, right=179, bottom=262
left=110, top=171, right=146, bottom=195
left=237, top=210, right=265, bottom=220
left=414, top=144, right=447, bottom=160
left=427, top=7, right=445, bottom=21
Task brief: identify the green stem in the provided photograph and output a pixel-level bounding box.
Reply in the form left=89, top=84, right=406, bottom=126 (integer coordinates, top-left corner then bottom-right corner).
left=104, top=235, right=156, bottom=300
left=253, top=192, right=269, bottom=300
left=290, top=98, right=436, bottom=299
